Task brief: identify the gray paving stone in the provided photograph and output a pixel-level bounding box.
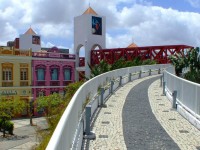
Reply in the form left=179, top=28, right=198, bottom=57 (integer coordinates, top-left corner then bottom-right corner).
left=0, top=117, right=47, bottom=150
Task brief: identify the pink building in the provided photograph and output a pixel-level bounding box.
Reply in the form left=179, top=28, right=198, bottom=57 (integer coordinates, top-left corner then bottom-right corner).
left=32, top=47, right=75, bottom=114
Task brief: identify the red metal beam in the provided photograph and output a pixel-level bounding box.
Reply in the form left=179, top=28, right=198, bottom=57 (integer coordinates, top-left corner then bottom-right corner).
left=91, top=45, right=193, bottom=66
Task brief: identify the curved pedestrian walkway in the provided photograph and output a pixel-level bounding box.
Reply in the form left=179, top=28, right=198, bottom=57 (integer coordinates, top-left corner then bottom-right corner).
left=123, top=76, right=179, bottom=149
left=149, top=80, right=200, bottom=150
left=85, top=75, right=200, bottom=150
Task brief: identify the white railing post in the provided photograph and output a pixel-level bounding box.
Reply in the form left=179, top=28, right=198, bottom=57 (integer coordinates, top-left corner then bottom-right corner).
left=84, top=105, right=96, bottom=139
left=172, top=90, right=177, bottom=109
left=160, top=75, right=163, bottom=87
left=149, top=69, right=151, bottom=76
left=158, top=68, right=161, bottom=74
left=162, top=82, right=166, bottom=96
left=99, top=88, right=106, bottom=107
left=139, top=70, right=142, bottom=78
left=119, top=76, right=122, bottom=86
left=110, top=80, right=114, bottom=94
left=129, top=73, right=131, bottom=82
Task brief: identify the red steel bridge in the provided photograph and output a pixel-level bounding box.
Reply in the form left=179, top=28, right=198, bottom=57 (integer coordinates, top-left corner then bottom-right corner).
left=88, top=45, right=193, bottom=66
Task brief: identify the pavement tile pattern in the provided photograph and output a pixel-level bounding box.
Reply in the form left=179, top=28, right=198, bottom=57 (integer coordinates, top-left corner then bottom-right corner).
left=122, top=76, right=179, bottom=150
left=85, top=75, right=200, bottom=150
left=86, top=76, right=157, bottom=150
left=148, top=79, right=200, bottom=150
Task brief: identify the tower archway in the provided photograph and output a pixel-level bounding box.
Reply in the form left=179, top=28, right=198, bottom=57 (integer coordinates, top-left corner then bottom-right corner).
left=75, top=44, right=86, bottom=80
left=74, top=7, right=106, bottom=81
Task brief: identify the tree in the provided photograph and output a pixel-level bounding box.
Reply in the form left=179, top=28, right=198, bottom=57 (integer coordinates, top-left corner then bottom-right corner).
left=89, top=60, right=111, bottom=78
left=89, top=57, right=157, bottom=78
left=169, top=47, right=200, bottom=83
left=65, top=81, right=84, bottom=98
left=169, top=53, right=187, bottom=76
left=36, top=82, right=84, bottom=149
left=0, top=99, right=26, bottom=137
left=36, top=93, right=66, bottom=127
left=187, top=47, right=200, bottom=72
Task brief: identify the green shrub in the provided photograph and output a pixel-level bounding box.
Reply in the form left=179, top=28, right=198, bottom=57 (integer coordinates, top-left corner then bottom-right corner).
left=0, top=119, right=14, bottom=135
left=65, top=81, right=84, bottom=98
left=5, top=121, right=14, bottom=135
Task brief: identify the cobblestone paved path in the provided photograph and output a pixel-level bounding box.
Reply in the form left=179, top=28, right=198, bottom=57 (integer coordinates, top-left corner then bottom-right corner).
left=122, top=77, right=180, bottom=150
left=87, top=76, right=157, bottom=150
left=84, top=75, right=200, bottom=150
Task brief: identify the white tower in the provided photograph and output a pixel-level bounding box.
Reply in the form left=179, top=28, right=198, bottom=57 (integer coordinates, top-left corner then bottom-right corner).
left=19, top=27, right=41, bottom=51
left=74, top=7, right=106, bottom=80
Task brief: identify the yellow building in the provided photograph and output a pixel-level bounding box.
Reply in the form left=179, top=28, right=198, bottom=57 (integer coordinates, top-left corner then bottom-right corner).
left=0, top=47, right=32, bottom=116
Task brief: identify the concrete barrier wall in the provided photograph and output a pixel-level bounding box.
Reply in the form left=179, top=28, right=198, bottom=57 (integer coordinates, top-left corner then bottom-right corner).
left=164, top=67, right=200, bottom=130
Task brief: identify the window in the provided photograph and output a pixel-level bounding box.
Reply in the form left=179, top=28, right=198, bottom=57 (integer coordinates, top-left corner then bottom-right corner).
left=20, top=68, right=28, bottom=80
left=37, top=68, right=45, bottom=80
left=64, top=68, right=71, bottom=80
left=51, top=68, right=58, bottom=80
left=38, top=91, right=45, bottom=97
left=2, top=68, right=12, bottom=80
left=50, top=91, right=59, bottom=94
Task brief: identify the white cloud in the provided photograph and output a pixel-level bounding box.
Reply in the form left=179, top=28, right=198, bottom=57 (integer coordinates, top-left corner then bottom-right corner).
left=0, top=0, right=200, bottom=51
left=186, top=0, right=200, bottom=8
left=38, top=24, right=72, bottom=38
left=115, top=5, right=200, bottom=46
left=106, top=33, right=133, bottom=48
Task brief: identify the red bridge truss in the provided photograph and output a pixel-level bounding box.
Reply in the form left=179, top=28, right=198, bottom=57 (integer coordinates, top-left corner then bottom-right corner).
left=90, top=45, right=193, bottom=66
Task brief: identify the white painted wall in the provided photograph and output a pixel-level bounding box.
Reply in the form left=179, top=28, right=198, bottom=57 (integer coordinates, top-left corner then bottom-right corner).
left=74, top=14, right=106, bottom=80
left=19, top=34, right=41, bottom=51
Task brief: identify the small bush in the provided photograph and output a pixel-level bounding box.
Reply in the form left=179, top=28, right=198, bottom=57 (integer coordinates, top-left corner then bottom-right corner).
left=0, top=119, right=14, bottom=135
left=5, top=121, right=14, bottom=135
left=65, top=81, right=84, bottom=98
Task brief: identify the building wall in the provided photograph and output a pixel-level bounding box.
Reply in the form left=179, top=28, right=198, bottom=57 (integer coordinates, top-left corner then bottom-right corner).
left=0, top=47, right=76, bottom=116
left=0, top=48, right=32, bottom=117
left=32, top=55, right=75, bottom=115
left=74, top=14, right=106, bottom=80
left=19, top=34, right=41, bottom=51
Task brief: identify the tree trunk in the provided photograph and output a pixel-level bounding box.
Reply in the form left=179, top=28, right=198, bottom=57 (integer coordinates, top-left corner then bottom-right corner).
left=30, top=114, right=33, bottom=126
left=3, top=120, right=6, bottom=137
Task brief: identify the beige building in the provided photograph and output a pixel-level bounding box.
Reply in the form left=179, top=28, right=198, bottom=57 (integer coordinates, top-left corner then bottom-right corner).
left=0, top=47, right=32, bottom=116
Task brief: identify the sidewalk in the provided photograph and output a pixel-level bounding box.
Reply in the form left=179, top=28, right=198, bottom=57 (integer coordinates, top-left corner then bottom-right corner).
left=0, top=117, right=48, bottom=150
left=84, top=75, right=200, bottom=150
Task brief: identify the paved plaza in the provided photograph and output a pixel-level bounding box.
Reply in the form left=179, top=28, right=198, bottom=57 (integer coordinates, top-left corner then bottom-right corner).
left=0, top=117, right=47, bottom=150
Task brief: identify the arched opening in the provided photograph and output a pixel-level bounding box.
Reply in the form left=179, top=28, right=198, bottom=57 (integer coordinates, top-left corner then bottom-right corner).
left=91, top=44, right=103, bottom=66
left=79, top=46, right=85, bottom=67
left=76, top=44, right=86, bottom=81
left=91, top=44, right=102, bottom=50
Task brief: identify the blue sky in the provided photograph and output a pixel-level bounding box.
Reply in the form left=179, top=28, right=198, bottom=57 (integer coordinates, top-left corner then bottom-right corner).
left=149, top=0, right=200, bottom=12
left=0, top=0, right=200, bottom=54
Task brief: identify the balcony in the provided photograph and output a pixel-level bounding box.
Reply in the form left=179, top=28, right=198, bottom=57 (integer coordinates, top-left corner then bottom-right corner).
left=50, top=81, right=60, bottom=86
left=32, top=52, right=75, bottom=60
left=63, top=80, right=73, bottom=86
left=20, top=81, right=29, bottom=86
left=36, top=81, right=46, bottom=86
left=79, top=57, right=85, bottom=67
left=2, top=81, right=13, bottom=87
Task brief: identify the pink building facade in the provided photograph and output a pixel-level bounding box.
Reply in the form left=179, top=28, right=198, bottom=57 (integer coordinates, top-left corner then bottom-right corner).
left=32, top=48, right=75, bottom=114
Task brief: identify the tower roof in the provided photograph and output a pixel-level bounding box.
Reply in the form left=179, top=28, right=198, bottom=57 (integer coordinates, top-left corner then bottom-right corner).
left=127, top=43, right=138, bottom=48
left=24, top=27, right=36, bottom=35
left=83, top=7, right=98, bottom=15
